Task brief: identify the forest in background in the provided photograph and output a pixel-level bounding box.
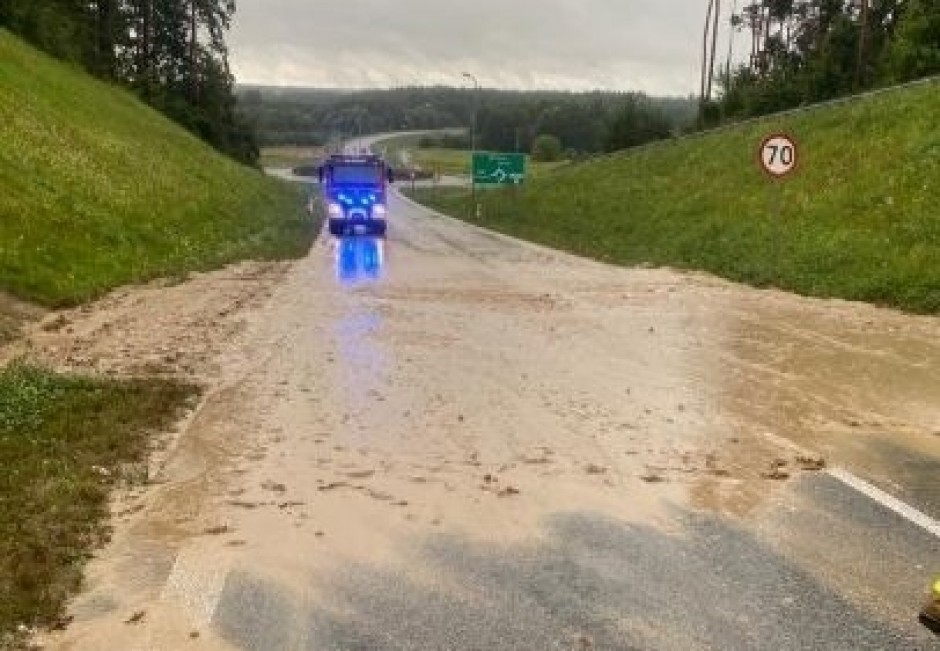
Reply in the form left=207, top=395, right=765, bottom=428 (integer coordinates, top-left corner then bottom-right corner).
left=0, top=0, right=257, bottom=164
left=237, top=85, right=699, bottom=157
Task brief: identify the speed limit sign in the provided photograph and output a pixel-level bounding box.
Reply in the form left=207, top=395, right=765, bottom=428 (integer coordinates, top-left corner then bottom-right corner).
left=759, top=133, right=798, bottom=178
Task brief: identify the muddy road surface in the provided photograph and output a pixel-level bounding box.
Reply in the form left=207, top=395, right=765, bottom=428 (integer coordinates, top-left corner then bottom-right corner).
left=32, top=190, right=940, bottom=650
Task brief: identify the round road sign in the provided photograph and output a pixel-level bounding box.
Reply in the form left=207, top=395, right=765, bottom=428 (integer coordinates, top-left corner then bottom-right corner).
left=759, top=133, right=798, bottom=178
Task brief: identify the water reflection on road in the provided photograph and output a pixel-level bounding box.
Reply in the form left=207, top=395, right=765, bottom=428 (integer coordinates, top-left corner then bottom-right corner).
left=331, top=235, right=391, bottom=445
left=333, top=236, right=385, bottom=285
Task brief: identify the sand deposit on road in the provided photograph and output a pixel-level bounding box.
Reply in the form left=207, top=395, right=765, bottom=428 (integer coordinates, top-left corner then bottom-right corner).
left=20, top=195, right=940, bottom=649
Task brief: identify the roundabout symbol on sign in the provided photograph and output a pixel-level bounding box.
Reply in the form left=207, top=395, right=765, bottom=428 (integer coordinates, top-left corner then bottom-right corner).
left=759, top=133, right=798, bottom=178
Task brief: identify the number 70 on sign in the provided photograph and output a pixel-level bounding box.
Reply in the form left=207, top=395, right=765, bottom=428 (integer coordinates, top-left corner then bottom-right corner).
left=759, top=133, right=798, bottom=178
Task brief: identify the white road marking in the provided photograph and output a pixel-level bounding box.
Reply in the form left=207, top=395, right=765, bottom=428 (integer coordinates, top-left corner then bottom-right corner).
left=762, top=431, right=940, bottom=540
left=827, top=467, right=940, bottom=539
left=161, top=544, right=229, bottom=625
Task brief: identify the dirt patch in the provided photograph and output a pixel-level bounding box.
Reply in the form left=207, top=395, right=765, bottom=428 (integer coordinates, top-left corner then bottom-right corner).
left=2, top=260, right=294, bottom=649
left=374, top=286, right=566, bottom=313
left=20, top=260, right=291, bottom=381
left=0, top=292, right=45, bottom=349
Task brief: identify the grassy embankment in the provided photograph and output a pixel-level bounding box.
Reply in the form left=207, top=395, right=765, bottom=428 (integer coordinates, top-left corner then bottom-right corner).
left=259, top=145, right=324, bottom=169
left=0, top=29, right=318, bottom=308
left=408, top=81, right=939, bottom=313
left=0, top=30, right=317, bottom=646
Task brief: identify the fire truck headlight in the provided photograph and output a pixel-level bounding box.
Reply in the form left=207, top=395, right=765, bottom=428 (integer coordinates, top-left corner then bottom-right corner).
left=373, top=204, right=387, bottom=217
left=328, top=203, right=343, bottom=217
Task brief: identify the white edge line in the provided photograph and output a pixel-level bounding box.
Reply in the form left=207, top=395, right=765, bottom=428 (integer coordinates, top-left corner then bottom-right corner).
left=161, top=546, right=229, bottom=626
left=826, top=467, right=940, bottom=540
left=762, top=432, right=940, bottom=540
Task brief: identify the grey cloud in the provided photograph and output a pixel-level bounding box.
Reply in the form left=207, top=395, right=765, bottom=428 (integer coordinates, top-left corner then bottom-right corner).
left=229, top=0, right=739, bottom=95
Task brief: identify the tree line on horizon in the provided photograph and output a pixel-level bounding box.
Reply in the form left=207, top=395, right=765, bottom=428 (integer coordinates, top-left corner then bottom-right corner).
left=703, top=0, right=939, bottom=120
left=238, top=85, right=698, bottom=157
left=0, top=0, right=257, bottom=164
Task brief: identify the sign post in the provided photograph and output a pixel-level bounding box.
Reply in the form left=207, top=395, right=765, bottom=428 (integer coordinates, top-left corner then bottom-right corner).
left=472, top=152, right=527, bottom=186
left=758, top=133, right=799, bottom=277
left=759, top=134, right=798, bottom=179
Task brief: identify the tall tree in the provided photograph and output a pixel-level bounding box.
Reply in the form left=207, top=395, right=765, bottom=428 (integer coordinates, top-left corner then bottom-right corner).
left=604, top=96, right=672, bottom=152
left=719, top=0, right=932, bottom=119
left=708, top=0, right=722, bottom=100
left=190, top=0, right=199, bottom=103
left=702, top=0, right=718, bottom=103
left=882, top=0, right=940, bottom=82
left=91, top=0, right=116, bottom=78
left=137, top=0, right=154, bottom=99
left=1, top=0, right=255, bottom=165
left=856, top=0, right=870, bottom=88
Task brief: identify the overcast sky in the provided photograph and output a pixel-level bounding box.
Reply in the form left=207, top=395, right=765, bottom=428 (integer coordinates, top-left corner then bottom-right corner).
left=229, top=0, right=743, bottom=96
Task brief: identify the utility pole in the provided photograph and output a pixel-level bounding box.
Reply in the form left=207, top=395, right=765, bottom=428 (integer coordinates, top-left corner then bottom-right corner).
left=856, top=0, right=870, bottom=90
left=700, top=0, right=721, bottom=123
left=701, top=0, right=716, bottom=107
left=726, top=0, right=738, bottom=90
left=462, top=72, right=480, bottom=208
left=189, top=0, right=199, bottom=104
left=707, top=0, right=722, bottom=101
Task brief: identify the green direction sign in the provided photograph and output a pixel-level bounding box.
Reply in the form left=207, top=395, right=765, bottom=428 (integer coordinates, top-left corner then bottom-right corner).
left=472, top=152, right=527, bottom=185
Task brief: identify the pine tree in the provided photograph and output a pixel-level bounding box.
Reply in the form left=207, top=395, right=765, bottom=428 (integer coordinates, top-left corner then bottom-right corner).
left=883, top=0, right=940, bottom=82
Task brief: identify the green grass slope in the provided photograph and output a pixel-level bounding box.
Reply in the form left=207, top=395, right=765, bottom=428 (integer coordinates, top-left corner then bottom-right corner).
left=412, top=80, right=939, bottom=313
left=0, top=30, right=316, bottom=307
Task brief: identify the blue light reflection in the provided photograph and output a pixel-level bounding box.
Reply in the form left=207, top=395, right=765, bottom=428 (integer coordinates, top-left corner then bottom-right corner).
left=334, top=236, right=385, bottom=285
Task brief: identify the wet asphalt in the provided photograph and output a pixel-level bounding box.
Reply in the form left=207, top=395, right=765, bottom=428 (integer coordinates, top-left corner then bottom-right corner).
left=205, top=179, right=939, bottom=650
left=212, top=476, right=938, bottom=650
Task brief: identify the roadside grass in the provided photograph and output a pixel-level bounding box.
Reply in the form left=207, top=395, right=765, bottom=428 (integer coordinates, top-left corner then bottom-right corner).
left=0, top=364, right=198, bottom=648
left=260, top=146, right=324, bottom=169
left=527, top=160, right=570, bottom=179
left=409, top=147, right=470, bottom=176
left=377, top=134, right=423, bottom=167
left=382, top=136, right=570, bottom=179
left=0, top=30, right=318, bottom=308
left=378, top=134, right=469, bottom=174
left=407, top=80, right=940, bottom=314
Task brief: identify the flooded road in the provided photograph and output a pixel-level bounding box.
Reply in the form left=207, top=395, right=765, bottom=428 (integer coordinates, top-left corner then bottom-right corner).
left=35, top=190, right=940, bottom=649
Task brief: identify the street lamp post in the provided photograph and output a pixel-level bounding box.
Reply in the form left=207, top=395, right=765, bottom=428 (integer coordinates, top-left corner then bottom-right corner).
left=462, top=72, right=479, bottom=208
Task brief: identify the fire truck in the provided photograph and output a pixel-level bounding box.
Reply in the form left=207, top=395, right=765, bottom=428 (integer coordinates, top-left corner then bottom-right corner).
left=318, top=154, right=394, bottom=237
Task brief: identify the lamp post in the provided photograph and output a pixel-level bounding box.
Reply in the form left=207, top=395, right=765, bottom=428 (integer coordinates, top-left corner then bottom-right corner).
left=462, top=72, right=479, bottom=207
